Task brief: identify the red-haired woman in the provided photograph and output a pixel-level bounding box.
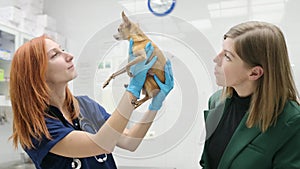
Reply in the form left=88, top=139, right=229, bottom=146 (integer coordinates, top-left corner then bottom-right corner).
left=9, top=35, right=173, bottom=169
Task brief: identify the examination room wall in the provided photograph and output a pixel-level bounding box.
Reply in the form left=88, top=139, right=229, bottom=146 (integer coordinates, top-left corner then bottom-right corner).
left=0, top=0, right=299, bottom=169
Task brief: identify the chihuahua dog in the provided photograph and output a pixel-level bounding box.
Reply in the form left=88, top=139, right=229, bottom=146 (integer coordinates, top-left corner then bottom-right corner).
left=103, top=11, right=166, bottom=108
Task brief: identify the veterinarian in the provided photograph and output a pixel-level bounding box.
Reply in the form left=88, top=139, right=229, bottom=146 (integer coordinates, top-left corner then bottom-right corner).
left=200, top=21, right=300, bottom=169
left=9, top=35, right=174, bottom=169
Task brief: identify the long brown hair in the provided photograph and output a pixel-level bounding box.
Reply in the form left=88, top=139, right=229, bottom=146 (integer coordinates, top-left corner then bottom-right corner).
left=223, top=21, right=299, bottom=132
left=9, top=35, right=79, bottom=149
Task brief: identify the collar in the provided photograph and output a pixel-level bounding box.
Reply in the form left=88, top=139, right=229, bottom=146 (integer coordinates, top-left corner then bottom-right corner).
left=46, top=105, right=80, bottom=130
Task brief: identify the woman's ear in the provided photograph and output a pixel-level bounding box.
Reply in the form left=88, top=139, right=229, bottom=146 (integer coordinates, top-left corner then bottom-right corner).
left=249, top=66, right=264, bottom=80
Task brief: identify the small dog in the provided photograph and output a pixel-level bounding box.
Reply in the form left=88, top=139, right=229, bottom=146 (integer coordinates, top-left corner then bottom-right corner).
left=103, top=11, right=166, bottom=108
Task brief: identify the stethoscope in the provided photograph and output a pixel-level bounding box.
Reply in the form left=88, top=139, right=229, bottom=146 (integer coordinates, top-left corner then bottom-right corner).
left=71, top=117, right=108, bottom=169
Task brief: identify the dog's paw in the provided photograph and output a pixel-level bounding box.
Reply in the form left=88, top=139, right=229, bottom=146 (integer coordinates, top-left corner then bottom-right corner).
left=129, top=72, right=133, bottom=77
left=127, top=71, right=133, bottom=77
left=102, top=82, right=108, bottom=88
left=131, top=100, right=141, bottom=109
left=103, top=78, right=112, bottom=88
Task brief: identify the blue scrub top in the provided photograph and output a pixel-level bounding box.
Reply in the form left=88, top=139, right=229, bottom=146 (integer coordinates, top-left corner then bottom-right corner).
left=25, top=96, right=117, bottom=169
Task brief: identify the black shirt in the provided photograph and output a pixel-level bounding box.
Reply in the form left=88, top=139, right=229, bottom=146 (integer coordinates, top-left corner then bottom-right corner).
left=207, top=90, right=251, bottom=169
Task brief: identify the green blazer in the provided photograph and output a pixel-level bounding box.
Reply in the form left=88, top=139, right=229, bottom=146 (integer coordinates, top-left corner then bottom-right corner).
left=200, top=90, right=300, bottom=169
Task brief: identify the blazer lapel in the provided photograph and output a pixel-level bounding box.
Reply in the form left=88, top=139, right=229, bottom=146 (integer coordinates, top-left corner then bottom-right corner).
left=205, top=100, right=227, bottom=140
left=218, top=114, right=260, bottom=169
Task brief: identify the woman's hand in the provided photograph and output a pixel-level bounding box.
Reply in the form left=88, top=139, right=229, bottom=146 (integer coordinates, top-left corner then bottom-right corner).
left=126, top=39, right=157, bottom=99
left=149, top=60, right=174, bottom=111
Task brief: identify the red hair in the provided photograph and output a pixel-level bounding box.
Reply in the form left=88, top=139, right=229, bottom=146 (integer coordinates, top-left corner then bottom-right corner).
left=9, top=35, right=79, bottom=149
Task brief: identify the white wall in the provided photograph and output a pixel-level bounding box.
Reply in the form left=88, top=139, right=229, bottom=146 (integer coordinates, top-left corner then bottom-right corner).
left=43, top=0, right=300, bottom=92
left=43, top=0, right=123, bottom=64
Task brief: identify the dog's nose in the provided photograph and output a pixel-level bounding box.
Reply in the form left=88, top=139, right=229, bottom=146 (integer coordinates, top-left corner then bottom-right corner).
left=113, top=34, right=120, bottom=40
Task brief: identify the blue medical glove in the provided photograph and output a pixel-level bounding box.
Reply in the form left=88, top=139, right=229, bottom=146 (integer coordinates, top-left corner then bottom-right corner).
left=149, top=60, right=174, bottom=111
left=126, top=38, right=157, bottom=98
left=128, top=38, right=155, bottom=76
left=128, top=38, right=135, bottom=62
left=126, top=56, right=157, bottom=98
left=129, top=38, right=154, bottom=61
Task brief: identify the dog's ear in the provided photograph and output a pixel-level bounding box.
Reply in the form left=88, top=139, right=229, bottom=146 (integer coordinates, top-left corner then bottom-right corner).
left=121, top=11, right=130, bottom=25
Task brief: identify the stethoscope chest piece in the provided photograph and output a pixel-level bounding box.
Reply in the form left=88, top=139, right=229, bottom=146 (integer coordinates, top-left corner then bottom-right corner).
left=71, top=158, right=82, bottom=169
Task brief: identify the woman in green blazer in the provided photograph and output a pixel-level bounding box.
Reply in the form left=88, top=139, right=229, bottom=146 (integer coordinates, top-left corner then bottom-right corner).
left=200, top=21, right=300, bottom=169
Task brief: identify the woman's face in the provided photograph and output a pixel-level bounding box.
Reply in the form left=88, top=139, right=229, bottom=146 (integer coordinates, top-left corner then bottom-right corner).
left=213, top=38, right=252, bottom=90
left=45, top=39, right=77, bottom=85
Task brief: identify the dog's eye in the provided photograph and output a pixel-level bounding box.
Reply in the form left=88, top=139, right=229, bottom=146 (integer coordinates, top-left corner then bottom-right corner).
left=118, top=28, right=120, bottom=32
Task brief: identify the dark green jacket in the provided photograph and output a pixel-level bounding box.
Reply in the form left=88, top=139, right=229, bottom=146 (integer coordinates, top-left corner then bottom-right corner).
left=200, top=90, right=300, bottom=169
